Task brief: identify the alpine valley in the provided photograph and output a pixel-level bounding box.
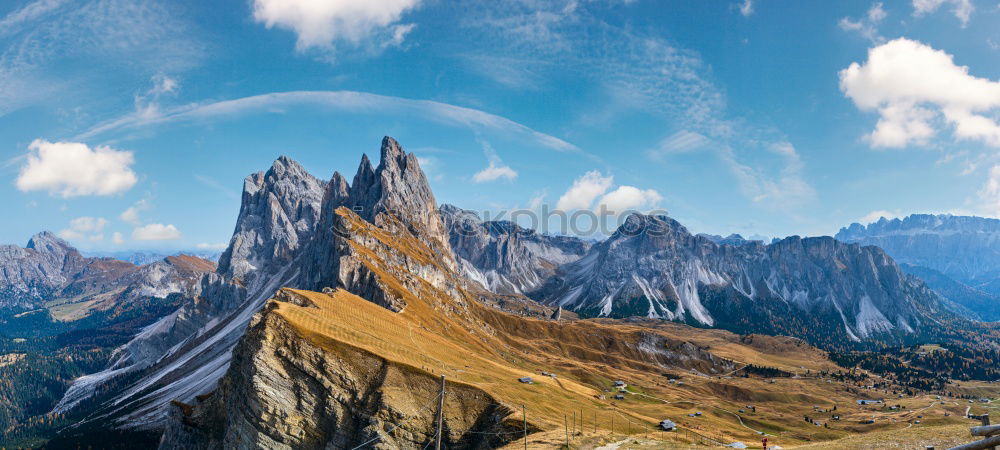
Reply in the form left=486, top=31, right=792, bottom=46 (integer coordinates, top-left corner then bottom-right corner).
left=2, top=138, right=1000, bottom=449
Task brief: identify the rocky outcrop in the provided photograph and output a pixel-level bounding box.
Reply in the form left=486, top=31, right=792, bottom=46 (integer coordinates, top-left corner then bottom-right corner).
left=533, top=213, right=948, bottom=343
left=440, top=204, right=590, bottom=294
left=158, top=291, right=516, bottom=450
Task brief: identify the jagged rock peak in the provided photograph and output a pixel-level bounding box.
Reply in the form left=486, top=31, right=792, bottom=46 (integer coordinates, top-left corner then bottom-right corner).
left=217, top=155, right=326, bottom=282
left=27, top=231, right=74, bottom=255
left=348, top=136, right=451, bottom=254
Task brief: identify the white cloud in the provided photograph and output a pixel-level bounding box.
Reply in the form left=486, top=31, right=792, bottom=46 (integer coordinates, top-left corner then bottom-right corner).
left=132, top=223, right=181, bottom=241
left=16, top=140, right=138, bottom=197
left=556, top=171, right=614, bottom=211
left=0, top=0, right=66, bottom=34
left=859, top=210, right=901, bottom=223
left=556, top=171, right=663, bottom=213
left=78, top=90, right=583, bottom=155
left=840, top=38, right=1000, bottom=149
left=738, top=0, right=754, bottom=16
left=134, top=74, right=180, bottom=121
left=0, top=0, right=203, bottom=118
left=838, top=2, right=887, bottom=43
left=528, top=191, right=547, bottom=210
left=120, top=199, right=149, bottom=225
left=979, top=165, right=1000, bottom=217
left=721, top=142, right=814, bottom=205
left=473, top=163, right=518, bottom=183
left=460, top=2, right=814, bottom=212
left=597, top=186, right=663, bottom=212
left=913, top=0, right=974, bottom=26
left=196, top=242, right=227, bottom=250
left=112, top=231, right=125, bottom=244
left=252, top=0, right=420, bottom=51
left=647, top=130, right=711, bottom=160
left=58, top=216, right=108, bottom=241
left=472, top=141, right=518, bottom=183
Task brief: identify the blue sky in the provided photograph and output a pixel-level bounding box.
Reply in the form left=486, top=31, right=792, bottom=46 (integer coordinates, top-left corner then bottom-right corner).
left=2, top=0, right=1000, bottom=251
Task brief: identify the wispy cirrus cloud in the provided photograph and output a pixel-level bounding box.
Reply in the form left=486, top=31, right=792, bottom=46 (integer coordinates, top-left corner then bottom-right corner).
left=78, top=90, right=585, bottom=155
left=457, top=0, right=813, bottom=210
left=912, top=0, right=974, bottom=27
left=838, top=2, right=887, bottom=43
left=0, top=0, right=202, bottom=117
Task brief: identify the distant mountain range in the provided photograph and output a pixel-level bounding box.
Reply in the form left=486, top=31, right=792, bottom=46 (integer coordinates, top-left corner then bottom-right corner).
left=1, top=138, right=997, bottom=447
left=837, top=214, right=1000, bottom=321
left=82, top=250, right=223, bottom=266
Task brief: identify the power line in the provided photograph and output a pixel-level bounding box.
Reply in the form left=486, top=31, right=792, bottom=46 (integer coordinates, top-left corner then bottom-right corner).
left=349, top=390, right=442, bottom=450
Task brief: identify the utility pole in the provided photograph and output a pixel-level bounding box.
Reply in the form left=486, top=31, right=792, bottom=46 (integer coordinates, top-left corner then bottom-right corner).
left=564, top=415, right=569, bottom=447
left=522, top=405, right=527, bottom=450
left=435, top=375, right=445, bottom=450
left=573, top=411, right=576, bottom=436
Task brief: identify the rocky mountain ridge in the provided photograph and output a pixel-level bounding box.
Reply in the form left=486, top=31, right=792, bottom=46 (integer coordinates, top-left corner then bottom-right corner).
left=0, top=232, right=212, bottom=317
left=528, top=214, right=952, bottom=344
left=440, top=204, right=591, bottom=295
left=836, top=214, right=1000, bottom=320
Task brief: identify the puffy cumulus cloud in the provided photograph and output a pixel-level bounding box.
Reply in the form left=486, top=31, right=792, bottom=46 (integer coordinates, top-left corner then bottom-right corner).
left=252, top=0, right=420, bottom=51
left=58, top=216, right=108, bottom=241
left=913, top=0, right=973, bottom=27
left=738, top=0, right=753, bottom=17
left=119, top=199, right=149, bottom=225
left=112, top=231, right=125, bottom=245
left=556, top=171, right=662, bottom=212
left=597, top=186, right=663, bottom=212
left=16, top=140, right=137, bottom=197
left=840, top=38, right=1000, bottom=149
left=556, top=171, right=614, bottom=211
left=196, top=242, right=228, bottom=250
left=132, top=223, right=181, bottom=241
left=472, top=141, right=517, bottom=183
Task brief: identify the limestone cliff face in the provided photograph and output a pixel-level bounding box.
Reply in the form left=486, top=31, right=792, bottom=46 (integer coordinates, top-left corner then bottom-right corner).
left=158, top=290, right=517, bottom=450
